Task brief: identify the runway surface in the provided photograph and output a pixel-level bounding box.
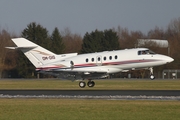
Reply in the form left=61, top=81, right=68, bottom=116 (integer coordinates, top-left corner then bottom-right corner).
left=0, top=90, right=179, bottom=96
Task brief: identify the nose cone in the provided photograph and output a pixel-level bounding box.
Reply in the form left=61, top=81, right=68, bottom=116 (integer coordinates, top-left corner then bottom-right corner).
left=165, top=56, right=174, bottom=63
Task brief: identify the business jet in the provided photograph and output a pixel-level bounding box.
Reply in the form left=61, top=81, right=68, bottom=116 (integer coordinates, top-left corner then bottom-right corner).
left=7, top=38, right=174, bottom=88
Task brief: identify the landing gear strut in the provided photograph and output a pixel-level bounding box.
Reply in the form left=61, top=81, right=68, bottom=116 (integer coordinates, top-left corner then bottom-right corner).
left=149, top=67, right=155, bottom=80
left=79, top=80, right=95, bottom=88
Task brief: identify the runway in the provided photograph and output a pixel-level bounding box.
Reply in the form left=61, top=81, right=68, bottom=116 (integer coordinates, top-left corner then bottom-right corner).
left=0, top=90, right=180, bottom=100
left=0, top=90, right=180, bottom=96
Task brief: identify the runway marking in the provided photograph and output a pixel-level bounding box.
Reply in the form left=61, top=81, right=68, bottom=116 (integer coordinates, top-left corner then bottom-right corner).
left=0, top=90, right=180, bottom=100
left=0, top=95, right=180, bottom=100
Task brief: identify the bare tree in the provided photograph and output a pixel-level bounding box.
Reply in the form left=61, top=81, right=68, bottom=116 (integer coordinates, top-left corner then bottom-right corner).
left=61, top=28, right=82, bottom=53
left=0, top=29, right=17, bottom=78
left=148, top=26, right=165, bottom=39
left=116, top=26, right=145, bottom=49
left=166, top=17, right=180, bottom=69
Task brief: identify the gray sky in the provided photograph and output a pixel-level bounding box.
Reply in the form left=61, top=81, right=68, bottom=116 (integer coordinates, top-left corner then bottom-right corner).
left=0, top=0, right=180, bottom=36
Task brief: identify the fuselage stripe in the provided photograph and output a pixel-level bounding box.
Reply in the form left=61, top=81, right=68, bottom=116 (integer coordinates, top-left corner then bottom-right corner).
left=36, top=59, right=160, bottom=70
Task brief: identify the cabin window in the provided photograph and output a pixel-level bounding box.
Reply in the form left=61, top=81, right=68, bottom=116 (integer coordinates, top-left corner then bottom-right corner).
left=104, top=57, right=106, bottom=61
left=109, top=56, right=112, bottom=60
left=98, top=57, right=101, bottom=61
left=91, top=58, right=94, bottom=62
left=86, top=58, right=89, bottom=62
left=115, top=55, right=118, bottom=59
left=148, top=50, right=155, bottom=54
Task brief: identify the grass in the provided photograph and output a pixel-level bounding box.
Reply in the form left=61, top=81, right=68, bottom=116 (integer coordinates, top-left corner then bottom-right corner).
left=0, top=99, right=179, bottom=120
left=0, top=78, right=179, bottom=90
left=0, top=79, right=179, bottom=120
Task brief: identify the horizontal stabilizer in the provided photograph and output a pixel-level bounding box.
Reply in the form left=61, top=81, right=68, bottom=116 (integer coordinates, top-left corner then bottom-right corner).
left=6, top=46, right=37, bottom=50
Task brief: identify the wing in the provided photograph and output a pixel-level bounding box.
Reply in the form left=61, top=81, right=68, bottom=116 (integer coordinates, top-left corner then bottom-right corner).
left=38, top=67, right=122, bottom=80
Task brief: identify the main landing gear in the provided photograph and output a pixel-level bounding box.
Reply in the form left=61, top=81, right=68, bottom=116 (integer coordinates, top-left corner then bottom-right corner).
left=79, top=80, right=95, bottom=88
left=149, top=67, right=155, bottom=80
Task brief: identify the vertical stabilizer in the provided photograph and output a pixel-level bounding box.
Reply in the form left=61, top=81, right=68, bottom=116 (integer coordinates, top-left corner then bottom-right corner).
left=11, top=38, right=56, bottom=68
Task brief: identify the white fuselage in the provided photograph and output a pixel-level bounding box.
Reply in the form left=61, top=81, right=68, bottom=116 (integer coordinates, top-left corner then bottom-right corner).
left=38, top=48, right=174, bottom=74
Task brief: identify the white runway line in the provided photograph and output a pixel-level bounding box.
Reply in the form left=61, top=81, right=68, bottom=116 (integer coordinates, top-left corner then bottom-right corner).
left=0, top=95, right=180, bottom=100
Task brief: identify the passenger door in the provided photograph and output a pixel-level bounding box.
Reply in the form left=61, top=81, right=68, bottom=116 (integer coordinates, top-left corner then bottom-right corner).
left=96, top=56, right=102, bottom=66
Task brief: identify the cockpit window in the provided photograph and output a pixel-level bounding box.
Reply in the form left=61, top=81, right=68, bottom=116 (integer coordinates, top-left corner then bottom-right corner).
left=138, top=50, right=155, bottom=55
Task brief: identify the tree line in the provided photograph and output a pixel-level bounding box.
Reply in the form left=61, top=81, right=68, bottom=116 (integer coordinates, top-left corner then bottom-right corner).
left=0, top=17, right=180, bottom=78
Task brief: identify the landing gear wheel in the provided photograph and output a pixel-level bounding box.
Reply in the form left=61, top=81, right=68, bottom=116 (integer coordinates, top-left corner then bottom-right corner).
left=87, top=81, right=95, bottom=87
left=79, top=81, right=86, bottom=88
left=149, top=67, right=155, bottom=80
left=150, top=74, right=155, bottom=80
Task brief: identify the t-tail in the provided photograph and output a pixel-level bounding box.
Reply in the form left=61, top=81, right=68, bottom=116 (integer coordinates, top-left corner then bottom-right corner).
left=7, top=38, right=77, bottom=68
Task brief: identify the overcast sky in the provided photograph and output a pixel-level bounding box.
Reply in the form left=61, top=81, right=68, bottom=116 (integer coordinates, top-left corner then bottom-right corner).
left=0, top=0, right=180, bottom=36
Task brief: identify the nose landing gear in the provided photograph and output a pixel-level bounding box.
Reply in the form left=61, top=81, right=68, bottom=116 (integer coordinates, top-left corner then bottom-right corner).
left=150, top=74, right=155, bottom=80
left=149, top=67, right=155, bottom=80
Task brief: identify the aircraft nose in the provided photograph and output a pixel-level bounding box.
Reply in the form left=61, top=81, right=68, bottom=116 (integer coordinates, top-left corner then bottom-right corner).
left=166, top=56, right=174, bottom=63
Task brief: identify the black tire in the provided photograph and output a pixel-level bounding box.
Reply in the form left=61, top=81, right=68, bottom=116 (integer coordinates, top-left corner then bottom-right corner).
left=79, top=81, right=86, bottom=88
left=150, top=74, right=155, bottom=80
left=87, top=81, right=95, bottom=87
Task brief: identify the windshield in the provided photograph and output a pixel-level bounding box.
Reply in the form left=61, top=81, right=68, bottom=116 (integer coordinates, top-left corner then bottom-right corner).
left=138, top=50, right=155, bottom=55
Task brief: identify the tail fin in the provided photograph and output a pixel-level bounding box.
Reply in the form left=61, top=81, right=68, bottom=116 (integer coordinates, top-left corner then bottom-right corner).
left=10, top=38, right=56, bottom=68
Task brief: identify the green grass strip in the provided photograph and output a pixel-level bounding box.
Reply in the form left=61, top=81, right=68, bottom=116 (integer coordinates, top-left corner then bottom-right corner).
left=0, top=79, right=179, bottom=90
left=0, top=99, right=179, bottom=120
